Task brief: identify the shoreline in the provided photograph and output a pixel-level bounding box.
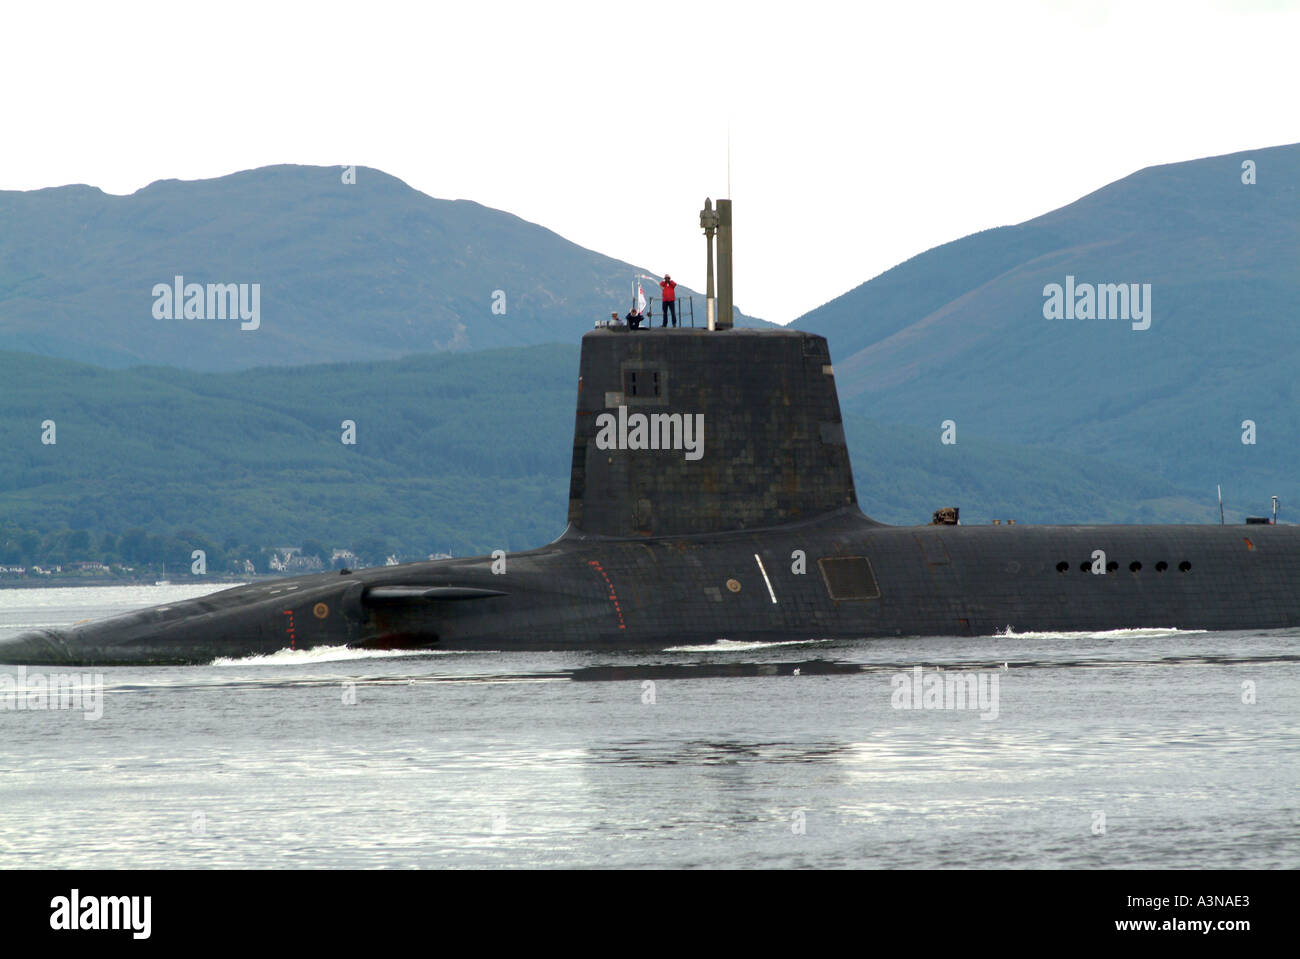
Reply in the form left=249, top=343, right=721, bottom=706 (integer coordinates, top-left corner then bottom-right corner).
left=0, top=576, right=273, bottom=590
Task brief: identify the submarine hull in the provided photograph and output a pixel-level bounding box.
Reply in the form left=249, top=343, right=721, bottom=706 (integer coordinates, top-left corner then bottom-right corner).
left=4, top=509, right=1299, bottom=665
left=4, top=327, right=1298, bottom=666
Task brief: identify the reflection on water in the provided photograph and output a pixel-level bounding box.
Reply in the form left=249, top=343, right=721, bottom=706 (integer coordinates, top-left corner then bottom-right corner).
left=0, top=587, right=1298, bottom=868
left=590, top=739, right=853, bottom=767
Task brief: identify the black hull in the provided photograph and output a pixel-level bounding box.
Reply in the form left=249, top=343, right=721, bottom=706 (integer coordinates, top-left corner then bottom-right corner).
left=5, top=508, right=1298, bottom=665
left=4, top=327, right=1295, bottom=666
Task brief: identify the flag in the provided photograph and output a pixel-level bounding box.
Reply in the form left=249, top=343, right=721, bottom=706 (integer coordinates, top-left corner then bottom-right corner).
left=636, top=281, right=647, bottom=315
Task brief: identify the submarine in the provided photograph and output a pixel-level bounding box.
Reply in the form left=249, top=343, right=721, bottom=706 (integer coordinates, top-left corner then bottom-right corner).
left=5, top=200, right=1300, bottom=665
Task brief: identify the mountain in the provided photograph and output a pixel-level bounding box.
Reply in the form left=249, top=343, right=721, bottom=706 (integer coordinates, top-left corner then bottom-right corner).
left=0, top=346, right=1216, bottom=573
left=0, top=165, right=760, bottom=371
left=795, top=142, right=1300, bottom=518
left=4, top=146, right=1292, bottom=570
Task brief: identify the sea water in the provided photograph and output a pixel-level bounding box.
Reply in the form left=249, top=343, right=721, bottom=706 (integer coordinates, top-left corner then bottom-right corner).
left=1, top=584, right=1296, bottom=868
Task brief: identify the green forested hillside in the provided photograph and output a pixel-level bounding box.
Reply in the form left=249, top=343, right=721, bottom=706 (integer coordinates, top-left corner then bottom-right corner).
left=0, top=346, right=576, bottom=568
left=0, top=345, right=1221, bottom=576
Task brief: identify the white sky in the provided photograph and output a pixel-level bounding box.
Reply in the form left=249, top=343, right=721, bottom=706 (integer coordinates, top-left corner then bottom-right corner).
left=3, top=0, right=1298, bottom=324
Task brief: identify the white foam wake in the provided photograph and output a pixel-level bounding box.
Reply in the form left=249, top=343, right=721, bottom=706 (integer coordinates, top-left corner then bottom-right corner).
left=210, top=645, right=467, bottom=666
left=992, top=626, right=1209, bottom=640
left=663, top=638, right=833, bottom=653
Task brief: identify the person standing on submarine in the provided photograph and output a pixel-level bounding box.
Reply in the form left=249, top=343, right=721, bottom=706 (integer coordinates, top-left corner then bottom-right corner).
left=659, top=274, right=677, bottom=328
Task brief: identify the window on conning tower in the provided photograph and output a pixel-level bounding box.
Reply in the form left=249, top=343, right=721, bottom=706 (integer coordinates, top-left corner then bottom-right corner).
left=624, top=369, right=662, bottom=398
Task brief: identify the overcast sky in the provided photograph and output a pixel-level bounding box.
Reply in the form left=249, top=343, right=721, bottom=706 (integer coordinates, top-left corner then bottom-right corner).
left=4, top=0, right=1297, bottom=324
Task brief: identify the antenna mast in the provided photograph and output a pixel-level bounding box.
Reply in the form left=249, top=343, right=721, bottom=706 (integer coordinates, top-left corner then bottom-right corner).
left=727, top=123, right=731, bottom=199
left=700, top=199, right=718, bottom=331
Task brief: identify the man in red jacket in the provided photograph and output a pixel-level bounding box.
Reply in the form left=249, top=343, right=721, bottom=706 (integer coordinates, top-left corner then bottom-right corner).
left=659, top=274, right=677, bottom=328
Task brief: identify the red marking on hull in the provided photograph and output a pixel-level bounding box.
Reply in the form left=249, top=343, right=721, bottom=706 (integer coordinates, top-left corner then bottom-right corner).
left=282, top=608, right=296, bottom=649
left=587, top=560, right=627, bottom=629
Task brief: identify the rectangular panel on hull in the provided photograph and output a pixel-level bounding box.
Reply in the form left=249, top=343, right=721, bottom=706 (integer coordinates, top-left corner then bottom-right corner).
left=818, top=556, right=881, bottom=600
